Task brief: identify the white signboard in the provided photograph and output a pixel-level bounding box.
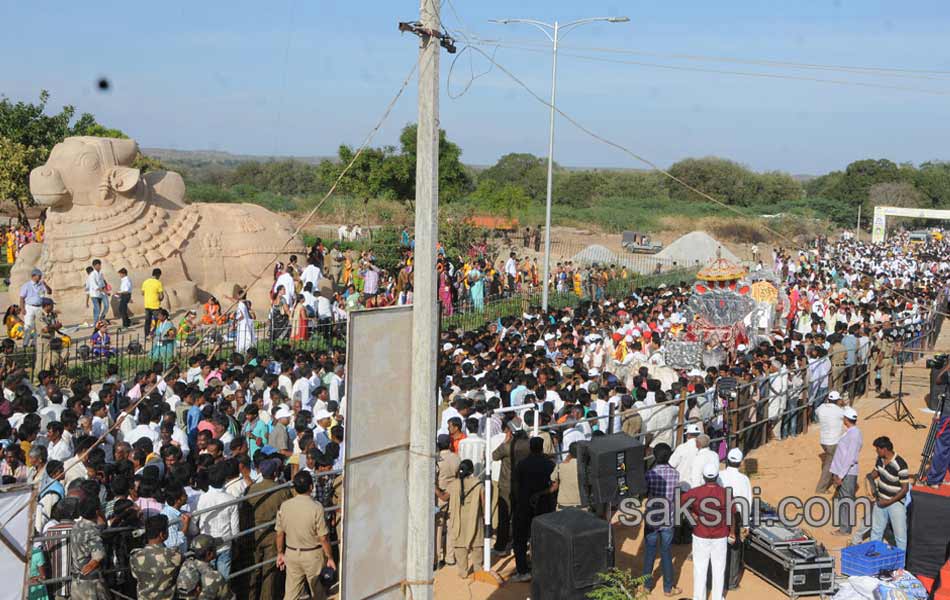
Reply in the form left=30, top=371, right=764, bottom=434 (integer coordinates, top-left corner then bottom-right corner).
left=342, top=306, right=413, bottom=600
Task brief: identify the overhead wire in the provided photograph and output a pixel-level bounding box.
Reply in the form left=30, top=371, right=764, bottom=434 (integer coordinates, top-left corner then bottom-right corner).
left=458, top=34, right=950, bottom=80
left=462, top=39, right=950, bottom=96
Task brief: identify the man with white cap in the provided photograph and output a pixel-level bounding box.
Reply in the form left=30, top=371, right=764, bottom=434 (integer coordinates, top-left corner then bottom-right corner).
left=830, top=406, right=862, bottom=537
left=313, top=409, right=333, bottom=453
left=689, top=434, right=721, bottom=489
left=683, top=461, right=731, bottom=600
left=718, top=448, right=752, bottom=591
left=815, top=390, right=846, bottom=493
left=670, top=424, right=702, bottom=483
left=268, top=406, right=294, bottom=455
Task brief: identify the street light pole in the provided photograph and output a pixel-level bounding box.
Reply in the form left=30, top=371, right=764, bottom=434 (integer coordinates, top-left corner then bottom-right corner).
left=491, top=16, right=630, bottom=311
left=542, top=21, right=558, bottom=312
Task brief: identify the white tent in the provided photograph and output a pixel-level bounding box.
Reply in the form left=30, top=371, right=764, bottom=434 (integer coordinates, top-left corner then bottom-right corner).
left=0, top=483, right=35, bottom=600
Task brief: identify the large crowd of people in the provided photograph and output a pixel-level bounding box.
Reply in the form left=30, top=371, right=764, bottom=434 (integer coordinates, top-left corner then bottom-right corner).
left=1, top=227, right=948, bottom=600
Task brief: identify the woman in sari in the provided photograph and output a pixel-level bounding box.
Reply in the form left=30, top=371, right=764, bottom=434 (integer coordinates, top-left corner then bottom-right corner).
left=177, top=309, right=197, bottom=342
left=469, top=263, right=485, bottom=312
left=290, top=294, right=309, bottom=342
left=201, top=297, right=227, bottom=326
left=90, top=320, right=115, bottom=358
left=269, top=286, right=291, bottom=342
left=3, top=305, right=23, bottom=340
left=4, top=228, right=14, bottom=264
left=150, top=309, right=176, bottom=365
left=438, top=262, right=453, bottom=316
left=341, top=251, right=354, bottom=287
left=234, top=291, right=256, bottom=354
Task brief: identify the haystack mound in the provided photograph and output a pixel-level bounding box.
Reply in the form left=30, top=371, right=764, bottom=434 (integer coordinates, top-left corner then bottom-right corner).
left=656, top=231, right=738, bottom=266
left=571, top=244, right=618, bottom=266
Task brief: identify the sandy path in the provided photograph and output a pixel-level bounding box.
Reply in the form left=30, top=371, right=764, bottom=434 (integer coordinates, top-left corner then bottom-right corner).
left=434, top=332, right=945, bottom=599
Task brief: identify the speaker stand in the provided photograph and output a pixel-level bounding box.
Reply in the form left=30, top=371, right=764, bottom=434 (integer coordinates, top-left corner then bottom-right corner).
left=866, top=360, right=925, bottom=429
left=605, top=503, right=615, bottom=568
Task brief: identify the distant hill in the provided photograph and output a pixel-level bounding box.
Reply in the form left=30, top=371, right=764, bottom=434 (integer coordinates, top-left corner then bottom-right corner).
left=142, top=147, right=336, bottom=166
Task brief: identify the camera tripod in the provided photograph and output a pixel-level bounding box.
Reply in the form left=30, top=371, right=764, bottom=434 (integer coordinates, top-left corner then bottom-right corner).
left=866, top=354, right=926, bottom=429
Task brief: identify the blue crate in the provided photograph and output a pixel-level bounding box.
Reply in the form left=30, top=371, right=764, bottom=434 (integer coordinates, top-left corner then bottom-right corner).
left=841, top=540, right=906, bottom=576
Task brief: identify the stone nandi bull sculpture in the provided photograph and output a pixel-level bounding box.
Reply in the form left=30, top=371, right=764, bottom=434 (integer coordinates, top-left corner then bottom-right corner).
left=11, top=136, right=304, bottom=319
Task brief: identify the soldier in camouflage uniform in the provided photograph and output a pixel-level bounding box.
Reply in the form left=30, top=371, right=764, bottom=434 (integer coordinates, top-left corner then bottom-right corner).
left=69, top=496, right=110, bottom=600
left=129, top=514, right=183, bottom=600
left=177, top=534, right=235, bottom=600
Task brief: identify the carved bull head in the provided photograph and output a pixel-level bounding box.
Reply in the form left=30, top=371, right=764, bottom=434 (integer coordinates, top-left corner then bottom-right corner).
left=30, top=136, right=141, bottom=209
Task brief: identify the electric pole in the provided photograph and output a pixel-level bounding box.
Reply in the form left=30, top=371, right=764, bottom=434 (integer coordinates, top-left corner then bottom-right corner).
left=404, top=0, right=444, bottom=598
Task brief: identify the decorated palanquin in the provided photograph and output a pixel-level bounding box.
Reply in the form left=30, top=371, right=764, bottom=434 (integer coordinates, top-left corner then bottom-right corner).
left=682, top=256, right=755, bottom=349
left=744, top=271, right=790, bottom=338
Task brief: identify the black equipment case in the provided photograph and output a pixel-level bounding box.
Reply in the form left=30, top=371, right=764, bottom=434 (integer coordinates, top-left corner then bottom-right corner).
left=743, top=524, right=836, bottom=598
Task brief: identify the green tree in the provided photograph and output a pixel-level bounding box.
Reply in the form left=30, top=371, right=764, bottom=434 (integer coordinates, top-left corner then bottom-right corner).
left=555, top=171, right=600, bottom=207
left=0, top=137, right=44, bottom=223
left=396, top=123, right=472, bottom=202
left=469, top=178, right=530, bottom=217
left=756, top=171, right=803, bottom=205
left=317, top=124, right=471, bottom=203
left=915, top=161, right=950, bottom=208
left=667, top=157, right=759, bottom=205
left=478, top=152, right=552, bottom=201
left=826, top=158, right=904, bottom=207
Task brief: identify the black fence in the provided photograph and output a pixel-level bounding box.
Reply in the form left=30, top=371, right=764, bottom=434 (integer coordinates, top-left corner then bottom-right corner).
left=23, top=318, right=347, bottom=383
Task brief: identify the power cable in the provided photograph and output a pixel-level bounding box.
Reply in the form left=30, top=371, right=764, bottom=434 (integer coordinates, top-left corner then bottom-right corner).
left=465, top=40, right=950, bottom=96
left=459, top=34, right=950, bottom=79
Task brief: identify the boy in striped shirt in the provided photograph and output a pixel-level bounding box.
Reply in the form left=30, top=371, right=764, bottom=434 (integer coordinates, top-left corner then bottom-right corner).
left=868, top=436, right=909, bottom=550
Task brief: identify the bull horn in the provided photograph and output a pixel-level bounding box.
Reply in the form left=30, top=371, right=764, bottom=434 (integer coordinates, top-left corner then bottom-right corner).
left=109, top=138, right=139, bottom=166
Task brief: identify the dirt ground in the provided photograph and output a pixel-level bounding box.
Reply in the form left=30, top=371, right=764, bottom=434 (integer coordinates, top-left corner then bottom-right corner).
left=434, top=331, right=946, bottom=599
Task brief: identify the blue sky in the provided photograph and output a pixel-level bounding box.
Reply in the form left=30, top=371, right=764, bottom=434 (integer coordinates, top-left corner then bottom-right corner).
left=2, top=0, right=949, bottom=174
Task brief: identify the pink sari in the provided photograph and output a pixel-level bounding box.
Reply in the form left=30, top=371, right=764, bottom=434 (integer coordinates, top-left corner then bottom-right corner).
left=438, top=271, right=453, bottom=316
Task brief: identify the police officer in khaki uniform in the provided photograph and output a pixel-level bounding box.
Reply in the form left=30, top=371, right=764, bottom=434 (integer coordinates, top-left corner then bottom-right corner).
left=829, top=324, right=846, bottom=395
left=36, top=297, right=64, bottom=374
left=877, top=331, right=896, bottom=399
left=435, top=434, right=460, bottom=567
left=275, top=471, right=335, bottom=600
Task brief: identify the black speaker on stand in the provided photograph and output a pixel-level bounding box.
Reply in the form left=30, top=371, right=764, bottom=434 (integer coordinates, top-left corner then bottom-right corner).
left=531, top=509, right=611, bottom=600
left=576, top=432, right=647, bottom=506
left=575, top=432, right=646, bottom=569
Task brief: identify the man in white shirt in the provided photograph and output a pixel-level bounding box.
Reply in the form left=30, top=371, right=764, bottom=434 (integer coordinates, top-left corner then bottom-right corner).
left=117, top=267, right=133, bottom=328
left=46, top=422, right=73, bottom=462
left=316, top=294, right=333, bottom=323
left=718, top=448, right=752, bottom=525
left=815, top=391, right=846, bottom=493
left=124, top=405, right=161, bottom=447
left=274, top=265, right=295, bottom=307
left=669, top=424, right=701, bottom=483
left=86, top=259, right=108, bottom=325
left=291, top=372, right=312, bottom=406
left=326, top=364, right=344, bottom=403
left=301, top=258, right=323, bottom=291
left=689, top=434, right=720, bottom=488
left=504, top=252, right=518, bottom=293
left=313, top=410, right=333, bottom=452
left=196, top=465, right=240, bottom=577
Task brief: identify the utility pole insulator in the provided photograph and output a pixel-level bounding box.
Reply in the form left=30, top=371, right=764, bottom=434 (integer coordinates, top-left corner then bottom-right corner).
left=397, top=20, right=457, bottom=53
